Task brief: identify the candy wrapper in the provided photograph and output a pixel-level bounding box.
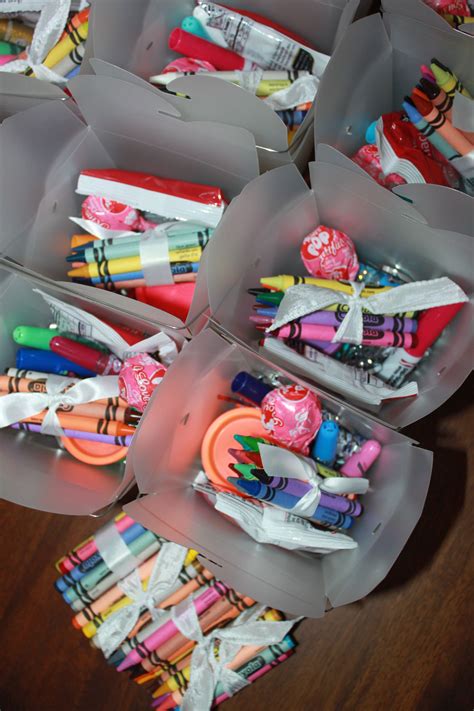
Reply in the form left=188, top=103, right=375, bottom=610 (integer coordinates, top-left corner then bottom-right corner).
left=260, top=384, right=322, bottom=454
left=82, top=196, right=142, bottom=232
left=119, top=354, right=167, bottom=413
left=352, top=144, right=407, bottom=190
left=423, top=0, right=471, bottom=15
left=300, top=225, right=359, bottom=280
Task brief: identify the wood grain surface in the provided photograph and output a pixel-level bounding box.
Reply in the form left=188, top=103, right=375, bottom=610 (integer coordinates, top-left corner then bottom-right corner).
left=0, top=375, right=473, bottom=711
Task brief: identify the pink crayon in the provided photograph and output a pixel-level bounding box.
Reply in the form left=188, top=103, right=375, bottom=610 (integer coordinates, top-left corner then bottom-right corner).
left=57, top=515, right=136, bottom=573
left=213, top=651, right=295, bottom=706
left=261, top=323, right=416, bottom=349
left=421, top=64, right=436, bottom=83
left=117, top=581, right=231, bottom=671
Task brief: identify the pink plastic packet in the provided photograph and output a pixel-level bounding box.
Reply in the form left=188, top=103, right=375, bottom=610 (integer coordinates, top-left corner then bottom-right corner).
left=300, top=225, right=359, bottom=280
left=261, top=384, right=322, bottom=455
left=82, top=196, right=141, bottom=231
left=161, top=57, right=217, bottom=73
left=118, top=354, right=167, bottom=413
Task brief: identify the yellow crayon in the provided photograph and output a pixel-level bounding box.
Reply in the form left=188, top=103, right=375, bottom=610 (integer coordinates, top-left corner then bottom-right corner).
left=260, top=275, right=392, bottom=298
left=68, top=246, right=203, bottom=279
left=431, top=62, right=472, bottom=99
left=39, top=21, right=88, bottom=71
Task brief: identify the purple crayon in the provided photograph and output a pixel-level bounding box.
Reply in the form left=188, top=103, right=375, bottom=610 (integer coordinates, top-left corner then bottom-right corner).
left=254, top=308, right=417, bottom=333
left=11, top=422, right=133, bottom=446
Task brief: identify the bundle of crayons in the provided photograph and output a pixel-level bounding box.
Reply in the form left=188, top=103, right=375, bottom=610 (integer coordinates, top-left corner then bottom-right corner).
left=55, top=513, right=299, bottom=709
left=1, top=5, right=89, bottom=79
left=67, top=222, right=212, bottom=293
left=0, top=320, right=150, bottom=464
left=148, top=1, right=325, bottom=145
left=249, top=271, right=465, bottom=389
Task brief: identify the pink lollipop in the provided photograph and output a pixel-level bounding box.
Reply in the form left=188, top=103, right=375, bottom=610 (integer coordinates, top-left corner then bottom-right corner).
left=119, top=354, right=167, bottom=413
left=300, top=225, right=359, bottom=281
left=161, top=57, right=217, bottom=73
left=261, top=384, right=322, bottom=455
left=82, top=196, right=141, bottom=231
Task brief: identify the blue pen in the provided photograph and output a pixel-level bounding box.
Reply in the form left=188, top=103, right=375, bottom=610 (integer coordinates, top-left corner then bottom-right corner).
left=16, top=348, right=96, bottom=378
left=228, top=477, right=354, bottom=529
left=54, top=523, right=147, bottom=591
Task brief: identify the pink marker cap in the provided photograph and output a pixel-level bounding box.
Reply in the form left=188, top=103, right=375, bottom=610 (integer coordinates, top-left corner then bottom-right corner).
left=340, top=439, right=382, bottom=477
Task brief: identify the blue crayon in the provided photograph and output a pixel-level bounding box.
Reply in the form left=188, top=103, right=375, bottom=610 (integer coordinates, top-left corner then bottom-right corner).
left=54, top=523, right=146, bottom=591
left=403, top=100, right=460, bottom=161
left=312, top=420, right=339, bottom=466
left=276, top=109, right=308, bottom=128
left=228, top=477, right=354, bottom=529
left=16, top=347, right=96, bottom=378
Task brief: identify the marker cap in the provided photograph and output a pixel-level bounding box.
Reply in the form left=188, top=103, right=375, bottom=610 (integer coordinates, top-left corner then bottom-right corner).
left=231, top=371, right=272, bottom=405
left=311, top=420, right=339, bottom=465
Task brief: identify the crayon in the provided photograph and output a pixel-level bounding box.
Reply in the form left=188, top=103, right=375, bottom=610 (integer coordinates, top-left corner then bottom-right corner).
left=228, top=478, right=354, bottom=528
left=68, top=246, right=202, bottom=278
left=377, top=303, right=465, bottom=387
left=276, top=109, right=309, bottom=128
left=262, top=323, right=416, bottom=348
left=233, top=434, right=271, bottom=451
left=39, top=20, right=89, bottom=71
left=19, top=409, right=135, bottom=437
left=63, top=531, right=162, bottom=605
left=11, top=422, right=133, bottom=447
left=340, top=440, right=382, bottom=477
left=443, top=13, right=474, bottom=28
left=70, top=263, right=200, bottom=285
left=431, top=59, right=472, bottom=99
left=411, top=93, right=474, bottom=156
left=419, top=78, right=453, bottom=117
left=50, top=337, right=122, bottom=376
left=55, top=523, right=147, bottom=590
left=228, top=462, right=268, bottom=482
left=1, top=373, right=128, bottom=407
left=50, top=41, right=85, bottom=78
left=421, top=64, right=436, bottom=83
left=84, top=561, right=206, bottom=640
left=16, top=348, right=96, bottom=378
left=0, top=40, right=21, bottom=55
left=117, top=581, right=234, bottom=671
left=212, top=651, right=295, bottom=707
left=2, top=393, right=140, bottom=425
left=71, top=234, right=99, bottom=249
left=56, top=514, right=132, bottom=573
left=228, top=448, right=263, bottom=466
left=260, top=275, right=391, bottom=297
left=402, top=99, right=460, bottom=161
left=0, top=18, right=34, bottom=46
left=253, top=307, right=418, bottom=333
left=252, top=290, right=415, bottom=317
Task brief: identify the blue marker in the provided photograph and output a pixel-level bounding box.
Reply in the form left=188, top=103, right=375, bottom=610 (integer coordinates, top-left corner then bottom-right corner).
left=231, top=371, right=273, bottom=405
left=228, top=477, right=354, bottom=529
left=312, top=420, right=339, bottom=466
left=54, top=523, right=147, bottom=591
left=16, top=348, right=96, bottom=378
left=365, top=120, right=378, bottom=144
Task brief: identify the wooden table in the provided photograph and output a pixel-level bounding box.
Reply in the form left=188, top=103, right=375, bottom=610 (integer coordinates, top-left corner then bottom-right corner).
left=1, top=376, right=473, bottom=711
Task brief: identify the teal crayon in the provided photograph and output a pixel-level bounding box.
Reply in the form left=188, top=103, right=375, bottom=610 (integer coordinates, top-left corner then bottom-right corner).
left=62, top=530, right=159, bottom=604
left=403, top=98, right=460, bottom=161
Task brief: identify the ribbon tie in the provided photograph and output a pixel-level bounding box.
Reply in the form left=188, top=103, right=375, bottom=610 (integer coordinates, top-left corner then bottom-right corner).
left=258, top=444, right=368, bottom=517
left=97, top=542, right=187, bottom=658
left=0, top=375, right=120, bottom=436
left=171, top=600, right=301, bottom=711
left=267, top=277, right=468, bottom=344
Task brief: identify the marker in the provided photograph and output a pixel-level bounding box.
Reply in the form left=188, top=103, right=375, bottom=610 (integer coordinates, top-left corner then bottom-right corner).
left=402, top=99, right=460, bottom=161
left=12, top=326, right=108, bottom=352
left=377, top=303, right=465, bottom=388
left=228, top=478, right=354, bottom=529
left=312, top=420, right=339, bottom=466
left=180, top=15, right=212, bottom=41
left=260, top=275, right=391, bottom=297
left=50, top=337, right=122, bottom=376
left=261, top=323, right=416, bottom=348
left=168, top=28, right=258, bottom=71
left=150, top=68, right=307, bottom=96
left=340, top=440, right=382, bottom=477
left=15, top=348, right=96, bottom=378
left=231, top=371, right=273, bottom=405
left=411, top=93, right=474, bottom=156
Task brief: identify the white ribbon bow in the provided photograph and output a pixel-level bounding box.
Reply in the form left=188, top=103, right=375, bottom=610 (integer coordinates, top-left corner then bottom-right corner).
left=267, top=277, right=468, bottom=345
left=0, top=375, right=119, bottom=436
left=259, top=444, right=368, bottom=517
left=2, top=0, right=72, bottom=84
left=171, top=600, right=301, bottom=711
left=97, top=542, right=187, bottom=658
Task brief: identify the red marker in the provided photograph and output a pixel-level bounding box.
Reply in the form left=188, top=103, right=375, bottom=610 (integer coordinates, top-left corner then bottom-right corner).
left=377, top=303, right=465, bottom=387
left=50, top=337, right=123, bottom=376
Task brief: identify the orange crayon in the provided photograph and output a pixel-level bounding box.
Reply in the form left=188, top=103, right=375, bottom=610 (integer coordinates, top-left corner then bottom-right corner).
left=71, top=234, right=99, bottom=249
left=411, top=93, right=474, bottom=156
left=20, top=411, right=135, bottom=436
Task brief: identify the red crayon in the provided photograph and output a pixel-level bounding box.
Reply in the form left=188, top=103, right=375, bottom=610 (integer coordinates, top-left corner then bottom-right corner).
left=50, top=337, right=123, bottom=376
left=411, top=93, right=474, bottom=156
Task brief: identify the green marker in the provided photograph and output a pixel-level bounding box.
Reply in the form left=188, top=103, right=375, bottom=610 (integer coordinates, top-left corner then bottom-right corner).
left=0, top=40, right=22, bottom=56
left=13, top=326, right=108, bottom=352
left=233, top=434, right=271, bottom=452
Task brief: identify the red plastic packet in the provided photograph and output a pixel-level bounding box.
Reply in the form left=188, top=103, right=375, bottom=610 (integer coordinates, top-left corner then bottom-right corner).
left=376, top=112, right=462, bottom=189
left=423, top=0, right=471, bottom=16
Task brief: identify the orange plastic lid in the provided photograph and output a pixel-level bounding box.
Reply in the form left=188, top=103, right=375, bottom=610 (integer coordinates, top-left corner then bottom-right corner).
left=201, top=407, right=267, bottom=494
left=61, top=437, right=128, bottom=466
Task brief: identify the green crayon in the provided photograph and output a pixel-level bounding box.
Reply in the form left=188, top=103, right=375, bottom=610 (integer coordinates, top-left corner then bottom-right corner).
left=233, top=434, right=271, bottom=452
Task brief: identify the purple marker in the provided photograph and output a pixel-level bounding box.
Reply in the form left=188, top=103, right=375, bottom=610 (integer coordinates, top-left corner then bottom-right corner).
left=11, top=422, right=133, bottom=446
